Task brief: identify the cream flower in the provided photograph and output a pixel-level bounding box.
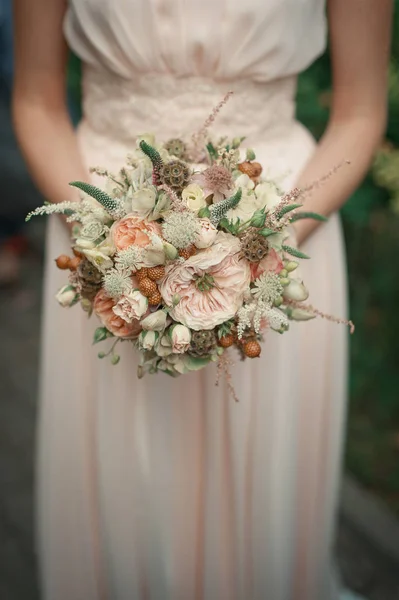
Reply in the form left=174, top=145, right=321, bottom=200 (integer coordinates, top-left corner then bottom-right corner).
left=141, top=310, right=168, bottom=331
left=113, top=290, right=148, bottom=323
left=55, top=285, right=79, bottom=308
left=138, top=329, right=158, bottom=350
left=255, top=180, right=283, bottom=210
left=124, top=187, right=157, bottom=219
left=160, top=232, right=251, bottom=330
left=170, top=324, right=191, bottom=354
left=227, top=174, right=261, bottom=222
left=182, top=184, right=207, bottom=213
left=194, top=218, right=218, bottom=249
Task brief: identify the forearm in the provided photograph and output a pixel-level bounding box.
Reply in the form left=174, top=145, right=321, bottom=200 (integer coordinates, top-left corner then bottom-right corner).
left=12, top=99, right=88, bottom=205
left=294, top=115, right=385, bottom=245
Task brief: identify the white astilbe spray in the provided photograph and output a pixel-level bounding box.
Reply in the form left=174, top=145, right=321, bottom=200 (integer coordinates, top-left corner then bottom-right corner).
left=237, top=300, right=289, bottom=338
left=162, top=211, right=200, bottom=249
left=251, top=272, right=283, bottom=304
left=102, top=268, right=132, bottom=299
left=115, top=246, right=145, bottom=274
left=25, top=201, right=79, bottom=222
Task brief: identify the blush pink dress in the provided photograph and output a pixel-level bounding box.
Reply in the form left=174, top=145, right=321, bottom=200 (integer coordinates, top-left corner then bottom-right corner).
left=38, top=1, right=347, bottom=599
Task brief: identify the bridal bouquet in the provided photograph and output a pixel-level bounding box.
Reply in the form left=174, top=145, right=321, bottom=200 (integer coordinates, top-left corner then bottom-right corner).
left=27, top=103, right=352, bottom=384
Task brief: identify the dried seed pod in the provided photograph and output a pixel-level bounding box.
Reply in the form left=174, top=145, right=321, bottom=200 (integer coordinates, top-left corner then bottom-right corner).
left=148, top=291, right=162, bottom=306
left=241, top=231, right=269, bottom=263
left=243, top=340, right=261, bottom=358
left=238, top=161, right=263, bottom=181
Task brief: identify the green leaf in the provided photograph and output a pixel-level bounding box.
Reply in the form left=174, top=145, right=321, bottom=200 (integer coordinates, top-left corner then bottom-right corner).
left=206, top=142, right=218, bottom=161
left=198, top=206, right=211, bottom=218
left=282, top=245, right=310, bottom=259
left=93, top=327, right=109, bottom=345
left=250, top=208, right=266, bottom=228
left=277, top=203, right=302, bottom=218
left=259, top=228, right=276, bottom=237
left=291, top=211, right=328, bottom=222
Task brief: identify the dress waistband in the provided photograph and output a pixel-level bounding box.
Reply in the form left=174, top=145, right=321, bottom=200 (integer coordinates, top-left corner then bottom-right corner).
left=81, top=67, right=298, bottom=145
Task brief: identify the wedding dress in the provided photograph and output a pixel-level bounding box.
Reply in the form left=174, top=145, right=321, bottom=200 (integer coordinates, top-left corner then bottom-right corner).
left=38, top=1, right=348, bottom=598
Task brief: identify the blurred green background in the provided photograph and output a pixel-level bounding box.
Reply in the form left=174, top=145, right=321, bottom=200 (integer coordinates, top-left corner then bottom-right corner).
left=67, top=3, right=399, bottom=513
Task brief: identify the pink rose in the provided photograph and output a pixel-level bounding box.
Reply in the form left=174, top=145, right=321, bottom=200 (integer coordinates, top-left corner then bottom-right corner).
left=250, top=248, right=284, bottom=281
left=194, top=218, right=218, bottom=249
left=160, top=232, right=251, bottom=330
left=112, top=215, right=162, bottom=252
left=93, top=277, right=148, bottom=338
left=112, top=290, right=148, bottom=323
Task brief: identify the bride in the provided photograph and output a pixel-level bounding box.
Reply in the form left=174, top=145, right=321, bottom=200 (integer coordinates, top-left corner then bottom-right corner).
left=13, top=1, right=391, bottom=599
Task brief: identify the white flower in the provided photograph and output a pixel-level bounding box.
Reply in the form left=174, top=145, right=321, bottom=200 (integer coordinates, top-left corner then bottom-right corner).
left=78, top=220, right=105, bottom=242
left=194, top=218, right=218, bottom=249
left=157, top=335, right=173, bottom=357
left=227, top=174, right=262, bottom=222
left=170, top=324, right=191, bottom=354
left=103, top=268, right=132, bottom=299
left=182, top=184, right=207, bottom=213
left=144, top=232, right=167, bottom=267
left=162, top=210, right=200, bottom=249
left=113, top=290, right=148, bottom=322
left=251, top=272, right=283, bottom=304
left=125, top=187, right=157, bottom=219
left=141, top=310, right=168, bottom=331
left=283, top=279, right=309, bottom=302
left=115, top=246, right=145, bottom=273
left=138, top=330, right=158, bottom=350
left=254, top=181, right=283, bottom=210
left=77, top=235, right=116, bottom=273
left=55, top=285, right=79, bottom=307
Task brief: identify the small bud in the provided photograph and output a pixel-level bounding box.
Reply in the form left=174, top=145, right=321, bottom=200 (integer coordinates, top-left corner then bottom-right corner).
left=246, top=148, right=256, bottom=161
left=111, top=355, right=120, bottom=365
left=279, top=269, right=288, bottom=278
left=273, top=295, right=283, bottom=307
left=283, top=279, right=309, bottom=302
left=288, top=308, right=316, bottom=321
left=137, top=365, right=144, bottom=379
left=250, top=210, right=266, bottom=228
left=163, top=241, right=179, bottom=260
left=232, top=137, right=244, bottom=149
left=172, top=294, right=181, bottom=307
left=279, top=277, right=290, bottom=287
left=285, top=261, right=299, bottom=273
left=98, top=352, right=106, bottom=359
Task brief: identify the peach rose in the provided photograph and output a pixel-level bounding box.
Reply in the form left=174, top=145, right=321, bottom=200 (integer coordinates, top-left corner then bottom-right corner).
left=250, top=248, right=284, bottom=281
left=94, top=287, right=143, bottom=338
left=112, top=215, right=162, bottom=252
left=160, top=232, right=251, bottom=330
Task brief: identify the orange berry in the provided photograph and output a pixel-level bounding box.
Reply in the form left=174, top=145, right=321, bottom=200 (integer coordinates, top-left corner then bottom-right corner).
left=148, top=290, right=162, bottom=306
left=147, top=265, right=166, bottom=281
left=68, top=256, right=82, bottom=271
left=218, top=334, right=235, bottom=348
left=243, top=340, right=261, bottom=358
left=72, top=248, right=83, bottom=258
left=139, top=277, right=158, bottom=297
left=136, top=268, right=149, bottom=282
left=55, top=255, right=71, bottom=270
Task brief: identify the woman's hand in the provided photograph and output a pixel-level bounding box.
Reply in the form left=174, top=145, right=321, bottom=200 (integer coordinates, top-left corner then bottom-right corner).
left=294, top=0, right=393, bottom=246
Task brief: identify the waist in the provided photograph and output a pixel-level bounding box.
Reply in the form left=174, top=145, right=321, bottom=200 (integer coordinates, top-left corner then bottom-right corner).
left=80, top=67, right=298, bottom=146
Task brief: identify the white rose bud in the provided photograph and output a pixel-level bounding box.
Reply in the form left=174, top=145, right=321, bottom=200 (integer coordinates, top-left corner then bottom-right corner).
left=182, top=184, right=207, bottom=213
left=283, top=279, right=309, bottom=302
left=170, top=324, right=191, bottom=354
left=141, top=310, right=168, bottom=331
left=127, top=187, right=157, bottom=218
left=194, top=218, right=218, bottom=249
left=139, top=330, right=158, bottom=350
left=55, top=285, right=79, bottom=308
left=163, top=241, right=179, bottom=260
left=288, top=308, right=316, bottom=321
left=157, top=334, right=173, bottom=357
